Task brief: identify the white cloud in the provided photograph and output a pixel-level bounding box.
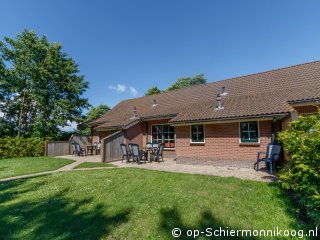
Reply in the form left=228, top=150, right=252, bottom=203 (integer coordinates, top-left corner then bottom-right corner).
left=129, top=86, right=138, bottom=97
left=0, top=112, right=3, bottom=117
left=108, top=84, right=126, bottom=93
left=58, top=121, right=78, bottom=132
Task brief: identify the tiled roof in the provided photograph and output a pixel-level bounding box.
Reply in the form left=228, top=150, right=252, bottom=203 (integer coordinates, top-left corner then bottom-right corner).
left=93, top=61, right=320, bottom=129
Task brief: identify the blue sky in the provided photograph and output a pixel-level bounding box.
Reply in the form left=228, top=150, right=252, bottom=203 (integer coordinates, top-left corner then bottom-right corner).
left=1, top=0, right=320, bottom=109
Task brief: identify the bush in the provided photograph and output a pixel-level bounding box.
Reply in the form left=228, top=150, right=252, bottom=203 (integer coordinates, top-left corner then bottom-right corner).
left=0, top=137, right=46, bottom=159
left=278, top=111, right=320, bottom=227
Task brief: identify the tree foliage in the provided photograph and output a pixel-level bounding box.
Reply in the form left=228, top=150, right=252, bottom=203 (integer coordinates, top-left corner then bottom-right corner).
left=0, top=30, right=89, bottom=138
left=85, top=104, right=110, bottom=122
left=145, top=86, right=162, bottom=96
left=78, top=104, right=110, bottom=136
left=278, top=111, right=320, bottom=227
left=165, top=73, right=206, bottom=92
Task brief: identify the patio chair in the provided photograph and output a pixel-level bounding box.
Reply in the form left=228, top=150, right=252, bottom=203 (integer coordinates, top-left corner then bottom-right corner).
left=71, top=142, right=78, bottom=156
left=130, top=144, right=147, bottom=163
left=75, top=143, right=86, bottom=156
left=154, top=144, right=164, bottom=162
left=254, top=143, right=282, bottom=174
left=120, top=144, right=131, bottom=163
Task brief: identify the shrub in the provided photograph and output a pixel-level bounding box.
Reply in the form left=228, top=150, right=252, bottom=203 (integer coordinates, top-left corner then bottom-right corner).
left=0, top=137, right=46, bottom=159
left=278, top=111, right=320, bottom=227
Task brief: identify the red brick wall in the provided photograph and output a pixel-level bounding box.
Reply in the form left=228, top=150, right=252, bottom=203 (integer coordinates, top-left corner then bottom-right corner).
left=175, top=120, right=272, bottom=162
left=294, top=105, right=318, bottom=114
left=125, top=122, right=146, bottom=146
left=92, top=129, right=112, bottom=144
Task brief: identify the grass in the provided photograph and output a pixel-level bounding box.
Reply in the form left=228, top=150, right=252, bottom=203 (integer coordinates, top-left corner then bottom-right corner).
left=0, top=168, right=311, bottom=240
left=0, top=157, right=74, bottom=179
left=74, top=162, right=116, bottom=169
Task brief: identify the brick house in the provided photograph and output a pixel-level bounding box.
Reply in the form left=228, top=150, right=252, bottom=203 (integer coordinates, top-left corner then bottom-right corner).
left=83, top=61, right=320, bottom=167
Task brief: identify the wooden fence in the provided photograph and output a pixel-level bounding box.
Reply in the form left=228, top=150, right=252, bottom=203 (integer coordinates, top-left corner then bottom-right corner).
left=101, top=131, right=124, bottom=162
left=45, top=141, right=70, bottom=156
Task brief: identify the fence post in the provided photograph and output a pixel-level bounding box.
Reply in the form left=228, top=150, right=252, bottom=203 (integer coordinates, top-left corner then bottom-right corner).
left=101, top=137, right=105, bottom=163
left=44, top=141, right=48, bottom=157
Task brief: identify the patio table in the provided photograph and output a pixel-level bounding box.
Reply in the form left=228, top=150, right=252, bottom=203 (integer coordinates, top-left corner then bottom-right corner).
left=87, top=145, right=97, bottom=155
left=142, top=146, right=157, bottom=162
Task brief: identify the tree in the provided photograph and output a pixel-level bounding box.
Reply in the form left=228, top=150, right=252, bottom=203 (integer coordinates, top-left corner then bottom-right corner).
left=85, top=104, right=110, bottom=122
left=165, top=74, right=206, bottom=92
left=0, top=30, right=89, bottom=138
left=278, top=111, right=320, bottom=226
left=78, top=104, right=110, bottom=136
left=145, top=86, right=162, bottom=96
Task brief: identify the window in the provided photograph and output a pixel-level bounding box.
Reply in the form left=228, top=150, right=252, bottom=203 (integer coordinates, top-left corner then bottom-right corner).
left=191, top=125, right=205, bottom=143
left=151, top=125, right=175, bottom=148
left=240, top=122, right=259, bottom=143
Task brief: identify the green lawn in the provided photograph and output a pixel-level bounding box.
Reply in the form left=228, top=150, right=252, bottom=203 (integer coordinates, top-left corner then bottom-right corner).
left=0, top=157, right=74, bottom=179
left=0, top=168, right=310, bottom=239
left=74, top=162, right=116, bottom=169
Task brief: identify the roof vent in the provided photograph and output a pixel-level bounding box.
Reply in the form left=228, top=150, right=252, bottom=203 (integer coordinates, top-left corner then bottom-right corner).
left=152, top=99, right=157, bottom=107
left=215, top=94, right=224, bottom=110
left=131, top=107, right=138, bottom=119
left=220, top=86, right=228, bottom=96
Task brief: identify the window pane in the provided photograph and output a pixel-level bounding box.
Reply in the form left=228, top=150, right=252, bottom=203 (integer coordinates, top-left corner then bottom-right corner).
left=249, top=122, right=257, bottom=131
left=241, top=123, right=248, bottom=131
left=198, top=132, right=204, bottom=141
left=169, top=133, right=175, bottom=139
left=198, top=125, right=204, bottom=134
left=241, top=132, right=249, bottom=141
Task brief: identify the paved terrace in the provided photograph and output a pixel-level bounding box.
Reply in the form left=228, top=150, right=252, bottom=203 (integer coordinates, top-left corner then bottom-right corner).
left=58, top=155, right=278, bottom=182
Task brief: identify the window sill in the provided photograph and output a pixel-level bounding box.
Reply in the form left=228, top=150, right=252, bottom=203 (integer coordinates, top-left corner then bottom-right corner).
left=164, top=148, right=175, bottom=151
left=190, top=142, right=205, bottom=145
left=239, top=142, right=260, bottom=146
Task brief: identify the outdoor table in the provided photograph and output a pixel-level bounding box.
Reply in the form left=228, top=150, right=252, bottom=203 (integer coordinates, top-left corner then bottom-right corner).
left=142, top=146, right=157, bottom=162
left=87, top=145, right=97, bottom=155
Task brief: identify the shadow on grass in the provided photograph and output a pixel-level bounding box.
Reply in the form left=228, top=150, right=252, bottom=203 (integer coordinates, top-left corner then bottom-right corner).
left=159, top=207, right=259, bottom=239
left=0, top=180, right=131, bottom=240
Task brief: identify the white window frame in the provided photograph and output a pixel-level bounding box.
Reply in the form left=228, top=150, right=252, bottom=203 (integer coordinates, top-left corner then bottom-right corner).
left=190, top=124, right=206, bottom=144
left=150, top=124, right=176, bottom=150
left=239, top=121, right=260, bottom=144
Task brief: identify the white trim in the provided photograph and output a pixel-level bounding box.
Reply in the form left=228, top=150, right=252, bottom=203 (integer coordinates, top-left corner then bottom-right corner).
left=190, top=124, right=206, bottom=144
left=150, top=123, right=176, bottom=150
left=238, top=121, right=260, bottom=144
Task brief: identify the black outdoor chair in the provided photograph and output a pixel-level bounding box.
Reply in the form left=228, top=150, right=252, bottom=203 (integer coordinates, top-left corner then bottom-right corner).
left=71, top=142, right=78, bottom=156
left=75, top=143, right=86, bottom=156
left=129, top=143, right=147, bottom=163
left=120, top=143, right=131, bottom=163
left=154, top=144, right=164, bottom=162
left=254, top=143, right=282, bottom=174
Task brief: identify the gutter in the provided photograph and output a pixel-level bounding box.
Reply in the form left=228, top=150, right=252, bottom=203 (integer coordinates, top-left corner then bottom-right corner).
left=169, top=113, right=289, bottom=126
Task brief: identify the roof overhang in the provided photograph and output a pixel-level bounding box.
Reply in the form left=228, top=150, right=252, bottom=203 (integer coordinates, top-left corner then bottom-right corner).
left=93, top=118, right=142, bottom=131
left=169, top=113, right=289, bottom=126
left=287, top=99, right=320, bottom=107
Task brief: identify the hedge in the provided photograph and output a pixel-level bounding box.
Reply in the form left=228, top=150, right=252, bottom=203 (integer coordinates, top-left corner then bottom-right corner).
left=0, top=137, right=46, bottom=159
left=278, top=112, right=320, bottom=227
